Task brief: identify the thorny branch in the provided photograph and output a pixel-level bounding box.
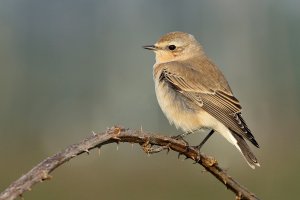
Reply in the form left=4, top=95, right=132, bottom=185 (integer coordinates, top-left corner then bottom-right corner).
left=0, top=126, right=259, bottom=200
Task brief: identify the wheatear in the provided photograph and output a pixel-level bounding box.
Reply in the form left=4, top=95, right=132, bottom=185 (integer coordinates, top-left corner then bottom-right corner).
left=143, top=32, right=260, bottom=168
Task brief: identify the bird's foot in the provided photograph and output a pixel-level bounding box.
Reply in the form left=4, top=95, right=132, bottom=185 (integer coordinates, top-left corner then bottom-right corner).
left=142, top=143, right=171, bottom=154
left=188, top=145, right=202, bottom=163
left=171, top=133, right=189, bottom=146
left=191, top=129, right=215, bottom=152
left=192, top=143, right=204, bottom=152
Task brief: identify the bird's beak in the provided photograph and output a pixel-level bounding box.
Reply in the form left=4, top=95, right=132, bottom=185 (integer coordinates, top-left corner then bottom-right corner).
left=143, top=45, right=157, bottom=51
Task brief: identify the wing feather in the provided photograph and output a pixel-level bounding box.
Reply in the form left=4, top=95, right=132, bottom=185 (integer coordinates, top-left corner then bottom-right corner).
left=159, top=66, right=259, bottom=147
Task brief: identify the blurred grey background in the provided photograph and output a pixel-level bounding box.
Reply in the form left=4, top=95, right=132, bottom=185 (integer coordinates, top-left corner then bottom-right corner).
left=0, top=0, right=299, bottom=199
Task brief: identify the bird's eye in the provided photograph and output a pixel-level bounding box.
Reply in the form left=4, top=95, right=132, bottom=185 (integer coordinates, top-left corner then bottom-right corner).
left=168, top=45, right=176, bottom=51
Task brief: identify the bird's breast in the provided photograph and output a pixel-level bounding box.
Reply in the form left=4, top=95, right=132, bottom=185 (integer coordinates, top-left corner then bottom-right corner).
left=154, top=76, right=204, bottom=132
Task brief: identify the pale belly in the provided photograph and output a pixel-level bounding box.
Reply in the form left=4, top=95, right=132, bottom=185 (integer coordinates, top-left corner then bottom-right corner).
left=154, top=79, right=238, bottom=146
left=154, top=80, right=203, bottom=132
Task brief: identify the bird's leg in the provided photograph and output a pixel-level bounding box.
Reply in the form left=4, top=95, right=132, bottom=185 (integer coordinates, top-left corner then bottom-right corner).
left=172, top=132, right=187, bottom=140
left=194, top=130, right=214, bottom=151
left=144, top=143, right=171, bottom=154
left=171, top=132, right=191, bottom=146
left=144, top=132, right=192, bottom=154
left=171, top=132, right=192, bottom=159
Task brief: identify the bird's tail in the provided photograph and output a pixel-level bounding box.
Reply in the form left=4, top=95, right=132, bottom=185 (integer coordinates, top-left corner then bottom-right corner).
left=232, top=132, right=260, bottom=169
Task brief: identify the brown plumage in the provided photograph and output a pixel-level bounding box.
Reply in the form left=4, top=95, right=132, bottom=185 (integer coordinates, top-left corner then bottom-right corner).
left=144, top=31, right=260, bottom=168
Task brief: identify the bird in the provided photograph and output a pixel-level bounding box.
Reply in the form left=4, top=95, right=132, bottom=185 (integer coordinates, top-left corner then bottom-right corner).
left=143, top=31, right=260, bottom=169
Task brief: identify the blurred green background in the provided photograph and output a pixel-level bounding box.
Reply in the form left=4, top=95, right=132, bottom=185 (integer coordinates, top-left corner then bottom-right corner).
left=0, top=0, right=299, bottom=199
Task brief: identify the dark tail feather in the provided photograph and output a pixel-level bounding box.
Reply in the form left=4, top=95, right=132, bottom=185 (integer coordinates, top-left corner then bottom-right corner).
left=232, top=132, right=260, bottom=169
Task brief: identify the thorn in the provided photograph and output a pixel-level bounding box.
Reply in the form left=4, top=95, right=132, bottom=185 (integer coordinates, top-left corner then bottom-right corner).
left=98, top=148, right=101, bottom=156
left=166, top=144, right=172, bottom=154
left=179, top=154, right=189, bottom=161
left=193, top=155, right=201, bottom=164
left=116, top=143, right=119, bottom=151
left=178, top=152, right=183, bottom=159
left=84, top=149, right=90, bottom=155
left=27, top=187, right=32, bottom=191
left=92, top=131, right=97, bottom=136
left=131, top=143, right=134, bottom=149
left=235, top=192, right=242, bottom=200
left=41, top=171, right=52, bottom=181
left=166, top=147, right=170, bottom=154
left=112, top=136, right=121, bottom=141
left=140, top=125, right=143, bottom=132
left=192, top=155, right=200, bottom=164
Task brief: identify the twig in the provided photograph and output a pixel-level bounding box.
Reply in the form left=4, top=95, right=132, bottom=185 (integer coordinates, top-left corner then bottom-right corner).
left=0, top=126, right=259, bottom=200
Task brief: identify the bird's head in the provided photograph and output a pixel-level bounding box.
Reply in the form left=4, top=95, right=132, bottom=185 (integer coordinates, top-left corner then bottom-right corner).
left=143, top=31, right=203, bottom=63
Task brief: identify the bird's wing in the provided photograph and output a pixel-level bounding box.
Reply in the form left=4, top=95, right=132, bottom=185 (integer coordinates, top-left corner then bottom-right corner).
left=158, top=62, right=259, bottom=147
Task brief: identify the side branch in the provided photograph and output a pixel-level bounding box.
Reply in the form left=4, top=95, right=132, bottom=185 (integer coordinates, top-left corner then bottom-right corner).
left=0, top=126, right=259, bottom=200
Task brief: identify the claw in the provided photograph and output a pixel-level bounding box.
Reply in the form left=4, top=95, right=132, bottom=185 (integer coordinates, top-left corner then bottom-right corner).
left=188, top=146, right=201, bottom=163
left=235, top=192, right=242, bottom=200
left=171, top=135, right=189, bottom=146
left=142, top=142, right=171, bottom=154
left=172, top=135, right=184, bottom=141
left=193, top=159, right=199, bottom=164
left=147, top=146, right=166, bottom=153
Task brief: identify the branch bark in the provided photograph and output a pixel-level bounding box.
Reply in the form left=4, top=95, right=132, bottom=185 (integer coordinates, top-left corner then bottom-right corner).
left=0, top=126, right=259, bottom=200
